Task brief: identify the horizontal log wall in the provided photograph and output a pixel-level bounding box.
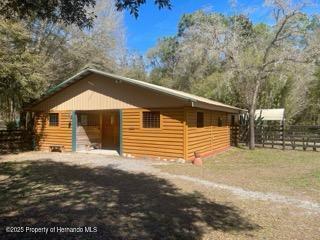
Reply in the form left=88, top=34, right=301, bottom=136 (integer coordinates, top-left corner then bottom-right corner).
left=34, top=111, right=72, bottom=151
left=33, top=108, right=233, bottom=158
left=122, top=108, right=184, bottom=159
left=187, top=109, right=211, bottom=158
left=212, top=111, right=230, bottom=151
left=186, top=108, right=230, bottom=159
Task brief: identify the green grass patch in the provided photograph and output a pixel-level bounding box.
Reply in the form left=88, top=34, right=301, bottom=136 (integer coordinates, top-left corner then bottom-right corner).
left=312, top=170, right=320, bottom=181
left=158, top=147, right=320, bottom=200
left=286, top=170, right=320, bottom=189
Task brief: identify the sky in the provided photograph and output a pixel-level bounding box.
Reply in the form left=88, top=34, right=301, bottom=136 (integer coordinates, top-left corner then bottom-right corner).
left=124, top=0, right=319, bottom=55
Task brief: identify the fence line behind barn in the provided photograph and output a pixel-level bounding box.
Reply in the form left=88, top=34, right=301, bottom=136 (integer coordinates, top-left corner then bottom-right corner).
left=0, top=130, right=33, bottom=154
left=230, top=125, right=320, bottom=151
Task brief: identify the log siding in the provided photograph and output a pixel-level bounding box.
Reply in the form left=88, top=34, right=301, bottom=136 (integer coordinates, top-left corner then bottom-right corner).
left=34, top=111, right=72, bottom=151
left=122, top=108, right=232, bottom=160
left=122, top=108, right=185, bottom=159
left=34, top=108, right=232, bottom=160
left=186, top=108, right=231, bottom=159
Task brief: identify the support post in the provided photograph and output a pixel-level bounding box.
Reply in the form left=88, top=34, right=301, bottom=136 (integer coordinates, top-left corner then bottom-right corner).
left=72, top=111, right=77, bottom=152
left=235, top=125, right=238, bottom=147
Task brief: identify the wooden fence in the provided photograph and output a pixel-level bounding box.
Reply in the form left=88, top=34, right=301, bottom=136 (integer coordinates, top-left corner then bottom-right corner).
left=0, top=130, right=33, bottom=154
left=231, top=125, right=320, bottom=151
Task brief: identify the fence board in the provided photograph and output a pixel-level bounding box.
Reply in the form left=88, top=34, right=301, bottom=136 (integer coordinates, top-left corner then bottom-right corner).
left=0, top=130, right=33, bottom=154
left=231, top=125, right=320, bottom=151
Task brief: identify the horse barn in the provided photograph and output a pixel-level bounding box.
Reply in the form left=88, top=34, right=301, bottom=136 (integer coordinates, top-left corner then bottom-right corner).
left=26, top=68, right=244, bottom=160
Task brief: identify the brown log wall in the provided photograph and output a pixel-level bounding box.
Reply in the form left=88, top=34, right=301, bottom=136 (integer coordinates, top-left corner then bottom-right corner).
left=34, top=111, right=72, bottom=151
left=186, top=108, right=230, bottom=159
left=34, top=108, right=233, bottom=159
left=122, top=108, right=185, bottom=159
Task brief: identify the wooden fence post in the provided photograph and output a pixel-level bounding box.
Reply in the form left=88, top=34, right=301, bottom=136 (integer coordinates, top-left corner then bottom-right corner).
left=282, top=122, right=285, bottom=150
left=262, top=125, right=265, bottom=147
left=235, top=123, right=320, bottom=151
left=292, top=132, right=296, bottom=150
left=235, top=126, right=238, bottom=147
left=303, top=137, right=306, bottom=151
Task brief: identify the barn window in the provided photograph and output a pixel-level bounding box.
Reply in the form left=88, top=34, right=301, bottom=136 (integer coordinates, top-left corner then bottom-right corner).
left=143, top=111, right=160, bottom=128
left=49, top=113, right=59, bottom=126
left=218, top=117, right=223, bottom=127
left=197, top=112, right=204, bottom=128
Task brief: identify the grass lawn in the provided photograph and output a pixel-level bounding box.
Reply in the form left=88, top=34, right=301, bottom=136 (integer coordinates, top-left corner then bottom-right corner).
left=158, top=148, right=320, bottom=202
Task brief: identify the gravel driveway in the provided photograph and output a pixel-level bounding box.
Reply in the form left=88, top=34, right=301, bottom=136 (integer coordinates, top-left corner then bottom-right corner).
left=1, top=151, right=319, bottom=239
left=3, top=151, right=320, bottom=213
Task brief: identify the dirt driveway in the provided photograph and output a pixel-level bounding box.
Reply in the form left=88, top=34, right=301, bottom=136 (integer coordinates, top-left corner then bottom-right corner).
left=0, top=151, right=319, bottom=239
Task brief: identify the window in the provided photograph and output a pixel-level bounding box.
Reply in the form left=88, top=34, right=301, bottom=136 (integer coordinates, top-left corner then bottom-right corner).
left=218, top=117, right=223, bottom=127
left=49, top=113, right=59, bottom=126
left=197, top=112, right=204, bottom=128
left=143, top=111, right=160, bottom=128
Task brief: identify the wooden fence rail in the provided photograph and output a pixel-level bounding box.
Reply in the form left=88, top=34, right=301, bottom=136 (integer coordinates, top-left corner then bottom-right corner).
left=230, top=125, right=320, bottom=151
left=0, top=130, right=33, bottom=154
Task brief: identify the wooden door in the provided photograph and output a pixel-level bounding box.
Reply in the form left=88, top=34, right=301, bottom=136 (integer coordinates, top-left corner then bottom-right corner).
left=102, top=111, right=119, bottom=149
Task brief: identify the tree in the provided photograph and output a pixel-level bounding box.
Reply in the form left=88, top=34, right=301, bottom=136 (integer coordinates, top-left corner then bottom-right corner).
left=115, top=0, right=171, bottom=18
left=0, top=0, right=171, bottom=28
left=0, top=0, right=96, bottom=29
left=148, top=12, right=227, bottom=92
left=240, top=1, right=319, bottom=149
left=119, top=51, right=147, bottom=81
left=295, top=67, right=320, bottom=124
left=26, top=0, right=127, bottom=85
left=148, top=36, right=179, bottom=86
left=148, top=2, right=320, bottom=149
left=148, top=11, right=241, bottom=99
left=0, top=20, right=47, bottom=122
left=307, top=68, right=320, bottom=124
left=0, top=0, right=129, bottom=122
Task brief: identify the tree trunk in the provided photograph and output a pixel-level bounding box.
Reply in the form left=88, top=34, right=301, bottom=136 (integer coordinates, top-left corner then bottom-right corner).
left=249, top=79, right=260, bottom=150
left=249, top=107, right=255, bottom=150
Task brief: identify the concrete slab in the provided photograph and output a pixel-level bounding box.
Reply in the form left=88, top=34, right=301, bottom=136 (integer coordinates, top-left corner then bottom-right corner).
left=77, top=149, right=120, bottom=156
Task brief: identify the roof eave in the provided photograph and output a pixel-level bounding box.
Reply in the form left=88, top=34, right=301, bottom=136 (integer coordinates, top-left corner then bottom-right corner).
left=193, top=101, right=246, bottom=113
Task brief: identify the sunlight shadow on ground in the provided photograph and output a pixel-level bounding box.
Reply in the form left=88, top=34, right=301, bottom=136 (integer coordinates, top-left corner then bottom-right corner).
left=0, top=160, right=260, bottom=239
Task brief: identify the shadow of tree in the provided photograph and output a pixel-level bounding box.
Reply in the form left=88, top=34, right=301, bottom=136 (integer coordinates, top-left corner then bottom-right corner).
left=0, top=160, right=260, bottom=239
